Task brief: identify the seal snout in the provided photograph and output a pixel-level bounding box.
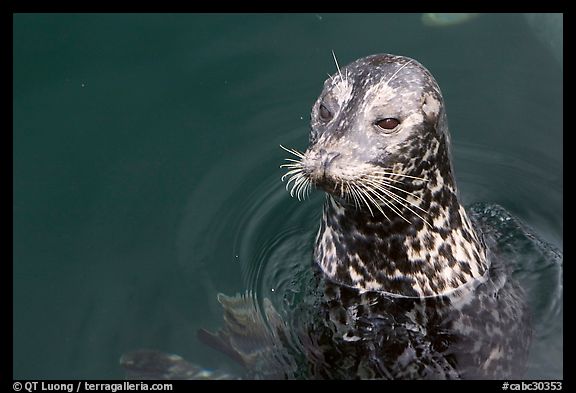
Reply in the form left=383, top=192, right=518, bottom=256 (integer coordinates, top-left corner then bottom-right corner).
left=321, top=149, right=341, bottom=175
left=304, top=148, right=341, bottom=184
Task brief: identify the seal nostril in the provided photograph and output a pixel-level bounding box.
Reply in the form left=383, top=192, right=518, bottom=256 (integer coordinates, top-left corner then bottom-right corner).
left=327, top=152, right=341, bottom=165
left=321, top=152, right=341, bottom=177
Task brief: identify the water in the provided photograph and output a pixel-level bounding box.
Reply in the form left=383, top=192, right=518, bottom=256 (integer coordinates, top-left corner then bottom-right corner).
left=13, top=13, right=562, bottom=379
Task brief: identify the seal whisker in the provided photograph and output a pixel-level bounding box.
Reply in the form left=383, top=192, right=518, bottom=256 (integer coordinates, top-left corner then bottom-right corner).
left=305, top=179, right=313, bottom=198
left=369, top=171, right=429, bottom=182
left=367, top=183, right=433, bottom=228
left=289, top=178, right=303, bottom=199
left=283, top=172, right=298, bottom=185
left=344, top=181, right=361, bottom=211
left=347, top=182, right=369, bottom=212
left=364, top=188, right=391, bottom=220
left=359, top=182, right=409, bottom=224
left=280, top=165, right=304, bottom=172
left=385, top=59, right=413, bottom=86
left=349, top=183, right=375, bottom=216
left=379, top=188, right=430, bottom=220
left=296, top=176, right=312, bottom=201
left=365, top=172, right=427, bottom=184
left=363, top=178, right=427, bottom=212
left=359, top=187, right=385, bottom=217
left=331, top=50, right=343, bottom=81
left=281, top=158, right=304, bottom=164
left=306, top=178, right=313, bottom=198
left=363, top=175, right=407, bottom=185
left=279, top=144, right=305, bottom=158
left=367, top=178, right=425, bottom=204
left=296, top=182, right=304, bottom=201
left=284, top=175, right=298, bottom=192
left=280, top=164, right=303, bottom=170
left=297, top=177, right=311, bottom=201
left=281, top=168, right=304, bottom=182
left=349, top=188, right=359, bottom=210
left=379, top=190, right=427, bottom=216
left=288, top=149, right=305, bottom=159
left=353, top=182, right=390, bottom=219
left=282, top=167, right=304, bottom=176
left=285, top=171, right=304, bottom=189
left=290, top=174, right=308, bottom=199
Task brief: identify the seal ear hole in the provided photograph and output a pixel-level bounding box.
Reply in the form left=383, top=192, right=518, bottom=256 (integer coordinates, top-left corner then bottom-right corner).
left=375, top=118, right=400, bottom=131
left=422, top=94, right=439, bottom=122
left=319, top=104, right=333, bottom=122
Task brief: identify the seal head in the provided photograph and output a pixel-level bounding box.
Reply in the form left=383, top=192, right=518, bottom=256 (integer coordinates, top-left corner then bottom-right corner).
left=283, top=54, right=489, bottom=297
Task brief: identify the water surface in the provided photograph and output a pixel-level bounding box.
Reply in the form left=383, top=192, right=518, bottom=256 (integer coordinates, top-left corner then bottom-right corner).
left=13, top=13, right=562, bottom=379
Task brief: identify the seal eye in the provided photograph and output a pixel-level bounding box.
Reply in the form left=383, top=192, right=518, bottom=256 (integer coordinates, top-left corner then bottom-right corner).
left=375, top=118, right=400, bottom=131
left=319, top=104, right=333, bottom=122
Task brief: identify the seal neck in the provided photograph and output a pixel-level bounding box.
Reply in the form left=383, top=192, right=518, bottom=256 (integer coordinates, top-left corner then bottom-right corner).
left=314, top=187, right=489, bottom=298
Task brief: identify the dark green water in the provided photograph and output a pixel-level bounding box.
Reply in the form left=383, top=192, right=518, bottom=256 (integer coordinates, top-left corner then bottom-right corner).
left=13, top=13, right=562, bottom=379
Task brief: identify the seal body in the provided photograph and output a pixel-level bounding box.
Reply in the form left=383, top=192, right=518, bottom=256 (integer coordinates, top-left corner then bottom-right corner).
left=292, top=253, right=530, bottom=379
left=279, top=53, right=531, bottom=379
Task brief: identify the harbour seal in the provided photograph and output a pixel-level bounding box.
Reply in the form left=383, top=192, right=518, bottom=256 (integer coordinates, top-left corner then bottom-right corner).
left=275, top=53, right=531, bottom=378
left=121, top=53, right=532, bottom=379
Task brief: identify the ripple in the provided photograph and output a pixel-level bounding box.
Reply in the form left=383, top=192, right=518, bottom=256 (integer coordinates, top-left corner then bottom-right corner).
left=231, top=174, right=320, bottom=299
left=456, top=141, right=563, bottom=379
left=453, top=141, right=562, bottom=246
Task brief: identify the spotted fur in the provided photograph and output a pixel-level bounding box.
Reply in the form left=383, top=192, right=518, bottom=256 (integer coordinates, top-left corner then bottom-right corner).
left=304, top=54, right=489, bottom=297
left=281, top=53, right=532, bottom=379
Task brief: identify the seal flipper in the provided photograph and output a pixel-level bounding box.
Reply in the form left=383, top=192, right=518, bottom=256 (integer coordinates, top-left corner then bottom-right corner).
left=198, top=292, right=296, bottom=378
left=120, top=349, right=238, bottom=380
left=120, top=293, right=293, bottom=380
